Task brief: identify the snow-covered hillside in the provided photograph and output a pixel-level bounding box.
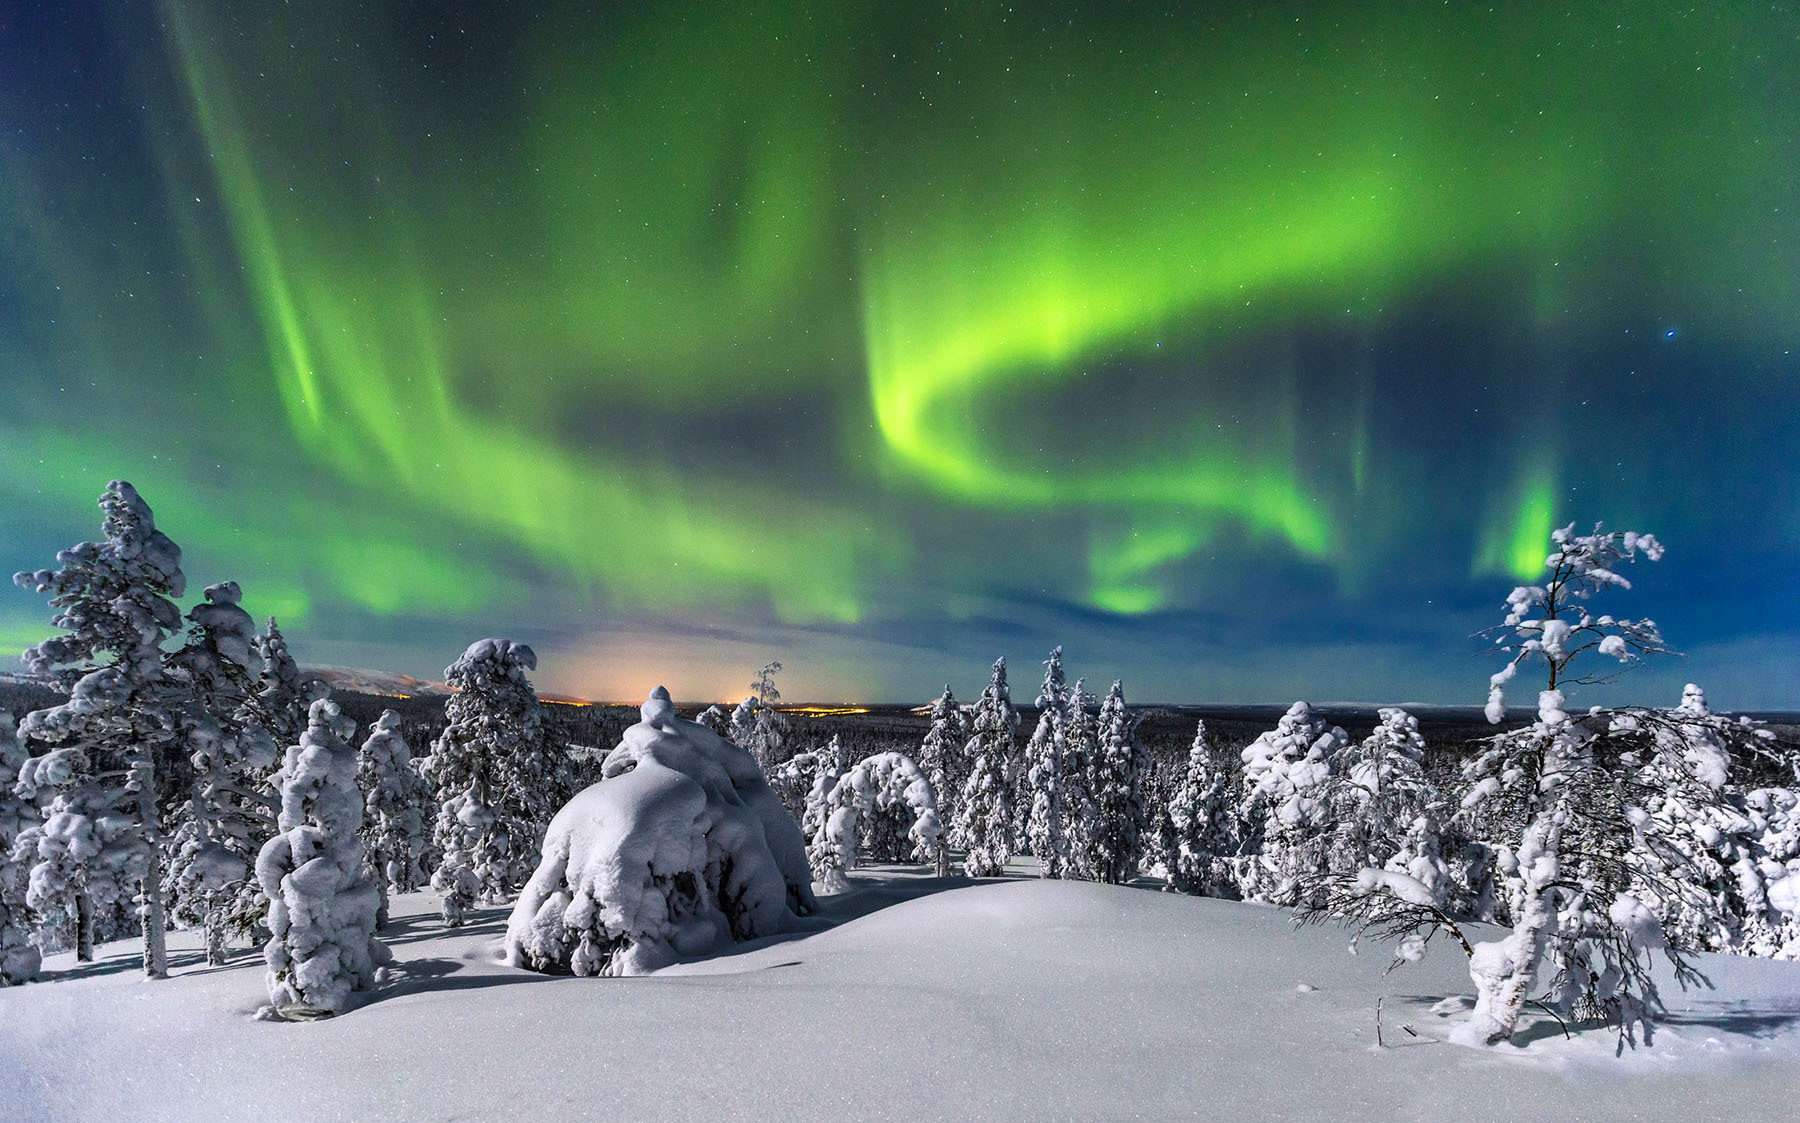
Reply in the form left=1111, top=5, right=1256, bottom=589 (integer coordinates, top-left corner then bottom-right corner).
left=3, top=866, right=1797, bottom=1122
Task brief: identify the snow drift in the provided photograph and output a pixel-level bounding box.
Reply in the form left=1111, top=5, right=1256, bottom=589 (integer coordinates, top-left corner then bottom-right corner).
left=504, top=687, right=815, bottom=975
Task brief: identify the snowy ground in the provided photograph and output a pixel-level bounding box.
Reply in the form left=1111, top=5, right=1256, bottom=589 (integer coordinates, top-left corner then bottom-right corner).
left=4, top=866, right=1798, bottom=1122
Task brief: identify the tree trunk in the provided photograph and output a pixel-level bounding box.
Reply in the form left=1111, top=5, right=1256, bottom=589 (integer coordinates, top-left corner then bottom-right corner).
left=1463, top=814, right=1561, bottom=1044
left=140, top=851, right=168, bottom=980
left=74, top=890, right=95, bottom=962
left=375, top=868, right=390, bottom=931
left=204, top=913, right=227, bottom=967
left=137, top=770, right=168, bottom=979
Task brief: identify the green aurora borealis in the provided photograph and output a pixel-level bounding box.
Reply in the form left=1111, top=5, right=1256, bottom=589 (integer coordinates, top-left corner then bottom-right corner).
left=2, top=2, right=1797, bottom=704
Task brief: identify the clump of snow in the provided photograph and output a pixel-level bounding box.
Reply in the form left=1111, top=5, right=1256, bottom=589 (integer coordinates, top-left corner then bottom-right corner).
left=505, top=687, right=815, bottom=976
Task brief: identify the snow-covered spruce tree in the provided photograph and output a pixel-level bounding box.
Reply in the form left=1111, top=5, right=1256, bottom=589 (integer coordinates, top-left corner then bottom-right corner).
left=1308, top=523, right=1737, bottom=1048
left=256, top=698, right=387, bottom=1018
left=727, top=695, right=759, bottom=749
left=1622, top=684, right=1798, bottom=957
left=11, top=480, right=184, bottom=975
left=1454, top=524, right=1692, bottom=1045
left=696, top=704, right=731, bottom=740
left=357, top=710, right=424, bottom=930
left=807, top=752, right=941, bottom=894
left=1319, top=708, right=1438, bottom=880
left=1166, top=719, right=1239, bottom=898
left=1742, top=786, right=1800, bottom=958
left=1058, top=679, right=1100, bottom=879
left=254, top=617, right=307, bottom=748
left=164, top=581, right=281, bottom=965
left=419, top=639, right=568, bottom=926
left=917, top=685, right=969, bottom=876
left=1087, top=681, right=1148, bottom=885
left=1236, top=701, right=1345, bottom=904
left=0, top=716, right=43, bottom=985
left=799, top=733, right=852, bottom=849
left=1023, top=647, right=1070, bottom=878
left=741, top=661, right=791, bottom=770
left=956, top=657, right=1020, bottom=878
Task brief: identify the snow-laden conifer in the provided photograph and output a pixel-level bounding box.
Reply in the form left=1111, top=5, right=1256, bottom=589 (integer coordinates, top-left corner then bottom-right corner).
left=798, top=734, right=852, bottom=847
left=1086, top=681, right=1148, bottom=885
left=1304, top=524, right=1737, bottom=1049
left=11, top=480, right=184, bottom=975
left=358, top=710, right=424, bottom=929
left=1451, top=524, right=1689, bottom=1046
left=0, top=715, right=43, bottom=985
left=254, top=617, right=307, bottom=748
left=739, top=662, right=791, bottom=770
left=1741, top=786, right=1800, bottom=958
left=956, top=658, right=1019, bottom=878
left=1058, top=679, right=1100, bottom=879
left=917, top=685, right=969, bottom=876
left=164, top=581, right=280, bottom=964
left=728, top=695, right=759, bottom=749
left=1024, top=647, right=1070, bottom=878
left=1166, top=719, right=1238, bottom=897
left=256, top=698, right=387, bottom=1018
left=696, top=704, right=731, bottom=740
left=768, top=741, right=830, bottom=824
left=1623, top=684, right=1798, bottom=957
left=420, top=638, right=568, bottom=925
left=1321, top=708, right=1437, bottom=879
left=1237, top=701, right=1345, bottom=903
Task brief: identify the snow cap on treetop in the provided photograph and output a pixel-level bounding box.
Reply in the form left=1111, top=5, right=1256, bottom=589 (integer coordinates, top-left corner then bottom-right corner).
left=449, top=638, right=537, bottom=675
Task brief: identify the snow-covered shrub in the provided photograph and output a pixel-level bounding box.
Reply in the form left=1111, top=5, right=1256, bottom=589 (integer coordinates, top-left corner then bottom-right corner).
left=420, top=638, right=571, bottom=925
left=0, top=715, right=43, bottom=985
left=1086, top=681, right=1148, bottom=885
left=256, top=698, right=387, bottom=1017
left=504, top=687, right=815, bottom=976
left=956, top=658, right=1019, bottom=878
left=917, top=685, right=969, bottom=875
left=807, top=751, right=941, bottom=894
left=358, top=710, right=425, bottom=929
left=1166, top=719, right=1238, bottom=898
left=11, top=479, right=185, bottom=975
left=1236, top=701, right=1345, bottom=904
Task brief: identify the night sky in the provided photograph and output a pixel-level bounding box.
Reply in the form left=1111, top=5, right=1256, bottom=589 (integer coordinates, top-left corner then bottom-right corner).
left=2, top=2, right=1796, bottom=706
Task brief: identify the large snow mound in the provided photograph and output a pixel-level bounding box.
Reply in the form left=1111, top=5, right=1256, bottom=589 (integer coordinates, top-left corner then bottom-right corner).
left=504, top=686, right=815, bottom=975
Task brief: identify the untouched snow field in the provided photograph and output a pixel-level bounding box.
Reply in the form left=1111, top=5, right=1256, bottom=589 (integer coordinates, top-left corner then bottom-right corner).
left=4, top=866, right=1798, bottom=1122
